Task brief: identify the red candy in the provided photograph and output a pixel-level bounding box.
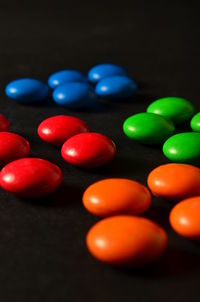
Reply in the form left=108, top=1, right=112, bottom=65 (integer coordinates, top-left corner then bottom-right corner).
left=0, top=158, right=63, bottom=198
left=0, top=132, right=30, bottom=166
left=0, top=114, right=9, bottom=132
left=61, top=132, right=117, bottom=168
left=38, top=115, right=89, bottom=146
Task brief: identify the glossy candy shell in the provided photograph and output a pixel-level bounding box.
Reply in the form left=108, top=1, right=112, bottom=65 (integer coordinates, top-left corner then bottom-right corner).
left=96, top=76, right=137, bottom=99
left=5, top=78, right=49, bottom=103
left=61, top=132, right=116, bottom=168
left=38, top=115, right=89, bottom=146
left=0, top=132, right=30, bottom=166
left=147, top=97, right=195, bottom=124
left=88, top=63, right=127, bottom=83
left=0, top=158, right=63, bottom=198
left=83, top=178, right=151, bottom=216
left=48, top=70, right=87, bottom=89
left=123, top=112, right=175, bottom=144
left=86, top=216, right=168, bottom=267
left=170, top=197, right=200, bottom=239
left=163, top=132, right=200, bottom=164
left=191, top=112, right=200, bottom=132
left=0, top=114, right=9, bottom=132
left=53, top=82, right=96, bottom=108
left=147, top=163, right=200, bottom=201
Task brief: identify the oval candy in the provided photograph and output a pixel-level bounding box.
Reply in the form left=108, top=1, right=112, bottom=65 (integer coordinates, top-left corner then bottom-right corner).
left=61, top=132, right=116, bottom=168
left=88, top=63, right=127, bottom=83
left=0, top=114, right=9, bottom=132
left=147, top=97, right=195, bottom=124
left=48, top=70, right=87, bottom=89
left=5, top=78, right=49, bottom=103
left=0, top=158, right=63, bottom=198
left=53, top=82, right=96, bottom=108
left=163, top=132, right=200, bottom=164
left=83, top=178, right=151, bottom=217
left=38, top=115, right=89, bottom=146
left=96, top=76, right=137, bottom=99
left=170, top=197, right=200, bottom=239
left=86, top=215, right=168, bottom=267
left=0, top=132, right=30, bottom=166
left=190, top=112, right=200, bottom=132
left=123, top=112, right=175, bottom=144
left=147, top=163, right=200, bottom=201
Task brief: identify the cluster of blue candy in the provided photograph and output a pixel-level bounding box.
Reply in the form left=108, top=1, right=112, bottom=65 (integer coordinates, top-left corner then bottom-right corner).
left=5, top=64, right=138, bottom=108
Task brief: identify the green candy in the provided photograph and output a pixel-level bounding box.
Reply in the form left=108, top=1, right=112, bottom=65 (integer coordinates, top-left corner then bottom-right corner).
left=163, top=132, right=200, bottom=164
left=147, top=97, right=195, bottom=124
left=191, top=112, right=200, bottom=132
left=123, top=112, right=175, bottom=144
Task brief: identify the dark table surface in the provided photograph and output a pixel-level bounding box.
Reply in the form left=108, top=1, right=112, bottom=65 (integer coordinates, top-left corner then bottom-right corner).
left=0, top=0, right=200, bottom=301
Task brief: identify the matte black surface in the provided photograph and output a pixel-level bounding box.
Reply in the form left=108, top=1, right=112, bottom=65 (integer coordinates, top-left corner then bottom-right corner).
left=0, top=1, right=200, bottom=301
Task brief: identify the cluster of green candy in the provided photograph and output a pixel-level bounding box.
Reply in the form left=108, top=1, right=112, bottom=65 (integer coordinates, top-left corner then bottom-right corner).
left=123, top=97, right=200, bottom=165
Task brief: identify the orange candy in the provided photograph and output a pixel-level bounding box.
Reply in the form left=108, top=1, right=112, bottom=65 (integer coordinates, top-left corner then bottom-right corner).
left=147, top=163, right=200, bottom=201
left=83, top=178, right=151, bottom=217
left=86, top=215, right=168, bottom=267
left=170, top=196, right=200, bottom=239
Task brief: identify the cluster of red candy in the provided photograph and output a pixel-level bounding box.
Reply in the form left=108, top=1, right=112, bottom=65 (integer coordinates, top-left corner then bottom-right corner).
left=0, top=114, right=116, bottom=197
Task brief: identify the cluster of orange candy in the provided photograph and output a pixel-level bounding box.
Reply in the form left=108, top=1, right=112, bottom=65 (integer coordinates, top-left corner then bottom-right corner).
left=83, top=163, right=200, bottom=267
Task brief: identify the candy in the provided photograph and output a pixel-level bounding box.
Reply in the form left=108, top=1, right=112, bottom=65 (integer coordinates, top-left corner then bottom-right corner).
left=83, top=178, right=151, bottom=216
left=96, top=76, right=137, bottom=99
left=48, top=70, right=87, bottom=89
left=170, top=197, right=200, bottom=239
left=147, top=163, right=200, bottom=201
left=0, top=132, right=30, bottom=166
left=86, top=216, right=167, bottom=267
left=52, top=82, right=96, bottom=108
left=190, top=112, right=200, bottom=132
left=123, top=112, right=175, bottom=144
left=38, top=115, right=89, bottom=146
left=88, top=63, right=127, bottom=83
left=61, top=132, right=116, bottom=168
left=0, top=158, right=63, bottom=198
left=163, top=132, right=200, bottom=164
left=147, top=97, right=194, bottom=124
left=0, top=114, right=9, bottom=132
left=5, top=78, right=49, bottom=103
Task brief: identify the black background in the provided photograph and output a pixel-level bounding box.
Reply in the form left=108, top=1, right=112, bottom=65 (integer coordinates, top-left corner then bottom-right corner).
left=0, top=0, right=200, bottom=301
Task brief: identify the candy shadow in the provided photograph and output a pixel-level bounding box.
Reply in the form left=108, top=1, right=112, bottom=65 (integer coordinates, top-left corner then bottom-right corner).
left=23, top=92, right=156, bottom=110
left=113, top=246, right=200, bottom=278
left=175, top=121, right=192, bottom=133
left=98, top=93, right=156, bottom=105
left=22, top=95, right=115, bottom=113
left=144, top=198, right=171, bottom=228
left=15, top=183, right=83, bottom=208
left=13, top=97, right=55, bottom=108
left=125, top=139, right=166, bottom=151
left=83, top=155, right=163, bottom=179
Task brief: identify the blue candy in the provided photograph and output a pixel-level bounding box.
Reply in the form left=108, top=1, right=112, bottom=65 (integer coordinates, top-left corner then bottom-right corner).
left=48, top=70, right=87, bottom=89
left=88, top=63, right=127, bottom=83
left=53, top=82, right=96, bottom=108
left=5, top=78, right=49, bottom=103
left=95, top=76, right=138, bottom=99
